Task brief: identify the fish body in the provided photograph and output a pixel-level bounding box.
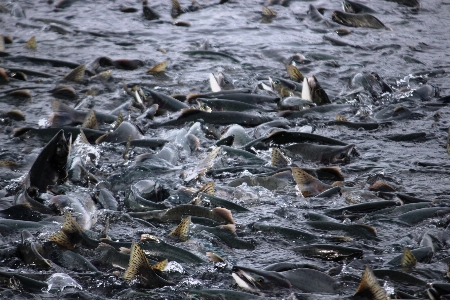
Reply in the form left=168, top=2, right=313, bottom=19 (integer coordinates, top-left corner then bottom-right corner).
left=284, top=143, right=355, bottom=164
left=332, top=11, right=391, bottom=30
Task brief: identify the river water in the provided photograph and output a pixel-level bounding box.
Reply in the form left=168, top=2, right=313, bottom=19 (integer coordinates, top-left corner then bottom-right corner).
left=1, top=0, right=450, bottom=299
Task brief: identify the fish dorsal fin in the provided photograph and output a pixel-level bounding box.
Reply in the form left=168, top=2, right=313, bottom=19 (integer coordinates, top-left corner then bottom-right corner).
left=113, top=111, right=124, bottom=130
left=81, top=109, right=98, bottom=130
left=124, top=242, right=152, bottom=280
left=147, top=60, right=168, bottom=73
left=286, top=64, right=304, bottom=83
left=401, top=248, right=417, bottom=270
left=188, top=195, right=202, bottom=205
left=78, top=129, right=91, bottom=145
left=198, top=181, right=215, bottom=196
left=291, top=167, right=330, bottom=197
left=262, top=6, right=277, bottom=17
left=271, top=148, right=289, bottom=168
left=64, top=64, right=85, bottom=83
left=217, top=224, right=237, bottom=236
left=61, top=210, right=83, bottom=235
left=152, top=259, right=168, bottom=271
left=171, top=0, right=182, bottom=17
left=24, top=36, right=36, bottom=50
left=168, top=216, right=191, bottom=241
left=354, top=266, right=388, bottom=300
left=48, top=230, right=74, bottom=250
left=301, top=77, right=312, bottom=101
left=212, top=207, right=234, bottom=224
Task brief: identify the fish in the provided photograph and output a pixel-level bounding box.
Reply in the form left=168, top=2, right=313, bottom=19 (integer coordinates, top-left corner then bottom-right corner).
left=95, top=121, right=144, bottom=144
left=143, top=88, right=189, bottom=111
left=283, top=143, right=356, bottom=164
left=210, top=72, right=235, bottom=92
left=343, top=0, right=376, bottom=14
left=293, top=244, right=363, bottom=261
left=63, top=64, right=85, bottom=83
left=269, top=76, right=303, bottom=98
left=187, top=288, right=264, bottom=300
left=183, top=50, right=240, bottom=63
left=184, top=146, right=221, bottom=182
left=123, top=242, right=174, bottom=288
left=26, top=129, right=71, bottom=193
left=231, top=265, right=338, bottom=293
left=168, top=216, right=191, bottom=241
left=142, top=1, right=160, bottom=20
left=158, top=109, right=273, bottom=127
left=277, top=96, right=316, bottom=110
left=308, top=4, right=336, bottom=28
left=332, top=11, right=391, bottom=30
left=353, top=266, right=389, bottom=300
left=129, top=205, right=234, bottom=224
left=291, top=168, right=332, bottom=197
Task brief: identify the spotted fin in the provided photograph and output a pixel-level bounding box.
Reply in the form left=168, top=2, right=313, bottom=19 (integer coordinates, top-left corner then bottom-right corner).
left=213, top=207, right=234, bottom=224
left=48, top=230, right=74, bottom=250
left=152, top=259, right=168, bottom=272
left=81, top=109, right=98, bottom=130
left=262, top=6, right=277, bottom=17
left=354, top=266, right=388, bottom=300
left=78, top=129, right=91, bottom=145
left=401, top=248, right=417, bottom=270
left=286, top=64, right=303, bottom=82
left=168, top=216, right=191, bottom=241
left=147, top=60, right=168, bottom=73
left=171, top=0, right=182, bottom=17
left=113, top=112, right=124, bottom=130
left=291, top=167, right=331, bottom=197
left=124, top=242, right=152, bottom=280
left=24, top=36, right=36, bottom=50
left=271, top=148, right=289, bottom=168
left=198, top=181, right=215, bottom=196
left=64, top=64, right=85, bottom=83
left=61, top=210, right=83, bottom=235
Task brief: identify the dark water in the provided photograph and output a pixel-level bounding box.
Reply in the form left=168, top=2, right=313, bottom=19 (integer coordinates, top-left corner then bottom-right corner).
left=1, top=0, right=450, bottom=299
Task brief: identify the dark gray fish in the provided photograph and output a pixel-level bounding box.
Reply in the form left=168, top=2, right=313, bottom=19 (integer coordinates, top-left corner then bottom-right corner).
left=197, top=98, right=265, bottom=112
left=143, top=89, right=189, bottom=111
left=96, top=121, right=144, bottom=144
left=343, top=0, right=376, bottom=13
left=252, top=222, right=317, bottom=241
left=332, top=11, right=391, bottom=30
left=263, top=130, right=349, bottom=146
left=27, top=130, right=71, bottom=193
left=231, top=265, right=337, bottom=293
left=293, top=244, right=363, bottom=261
left=183, top=50, right=240, bottom=63
left=284, top=143, right=355, bottom=164
left=308, top=4, right=336, bottom=28
left=158, top=109, right=273, bottom=127
left=187, top=289, right=264, bottom=300
left=386, top=0, right=420, bottom=8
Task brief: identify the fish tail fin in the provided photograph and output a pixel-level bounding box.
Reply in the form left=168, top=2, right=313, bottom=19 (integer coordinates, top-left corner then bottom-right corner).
left=291, top=167, right=330, bottom=197
left=61, top=210, right=84, bottom=235
left=401, top=248, right=417, bottom=270
left=81, top=109, right=98, bottom=130
left=168, top=216, right=191, bottom=241
left=147, top=60, right=168, bottom=73
left=271, top=148, right=289, bottom=168
left=354, top=266, right=388, bottom=300
left=48, top=230, right=75, bottom=250
left=285, top=64, right=303, bottom=82
left=213, top=207, right=234, bottom=224
left=124, top=242, right=151, bottom=280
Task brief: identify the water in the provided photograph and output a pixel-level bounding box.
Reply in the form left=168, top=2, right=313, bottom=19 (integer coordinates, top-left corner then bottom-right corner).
left=1, top=0, right=450, bottom=298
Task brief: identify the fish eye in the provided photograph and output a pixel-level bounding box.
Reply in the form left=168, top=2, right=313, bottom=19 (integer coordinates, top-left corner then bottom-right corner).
left=257, top=277, right=264, bottom=283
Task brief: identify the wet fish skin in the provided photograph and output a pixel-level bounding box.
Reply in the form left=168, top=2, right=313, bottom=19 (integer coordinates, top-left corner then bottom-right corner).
left=143, top=88, right=189, bottom=111
left=252, top=222, right=317, bottom=241
left=332, top=11, right=391, bottom=30
left=27, top=129, right=71, bottom=193
left=187, top=289, right=263, bottom=300
left=284, top=143, right=355, bottom=164
left=293, top=244, right=364, bottom=261
left=343, top=0, right=376, bottom=13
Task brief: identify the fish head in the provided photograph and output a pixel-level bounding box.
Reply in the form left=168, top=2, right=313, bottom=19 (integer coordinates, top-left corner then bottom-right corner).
left=231, top=265, right=291, bottom=292
left=342, top=1, right=354, bottom=13
left=321, top=144, right=356, bottom=164
left=216, top=72, right=235, bottom=90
